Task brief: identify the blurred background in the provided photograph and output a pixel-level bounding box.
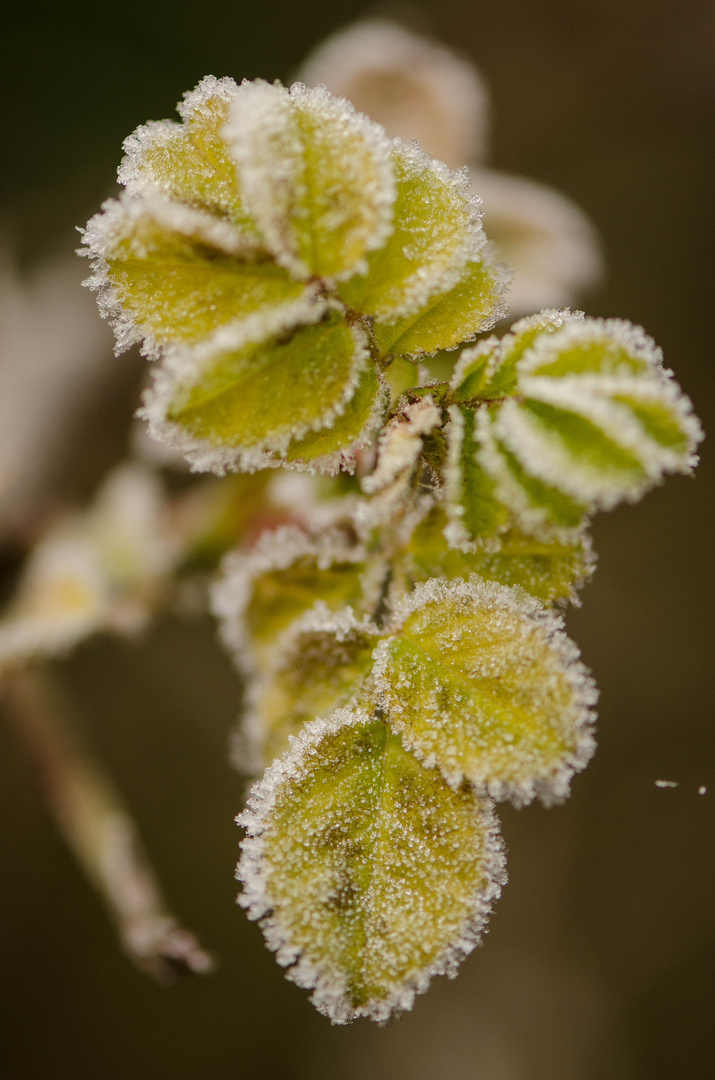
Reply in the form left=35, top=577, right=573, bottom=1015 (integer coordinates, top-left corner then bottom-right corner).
left=1, top=0, right=713, bottom=1076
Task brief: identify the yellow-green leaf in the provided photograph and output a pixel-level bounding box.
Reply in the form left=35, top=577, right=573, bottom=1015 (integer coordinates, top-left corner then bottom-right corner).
left=282, top=364, right=386, bottom=474
left=449, top=337, right=499, bottom=403
left=406, top=505, right=594, bottom=604
left=374, top=258, right=507, bottom=358
left=238, top=707, right=505, bottom=1023
left=373, top=577, right=596, bottom=804
left=144, top=314, right=371, bottom=472
left=339, top=140, right=483, bottom=321
left=225, top=81, right=395, bottom=280
left=119, top=76, right=260, bottom=235
left=476, top=407, right=588, bottom=534
left=212, top=526, right=376, bottom=674
left=444, top=404, right=508, bottom=544
left=477, top=316, right=702, bottom=524
left=96, top=197, right=309, bottom=352
left=243, top=609, right=378, bottom=770
left=451, top=309, right=580, bottom=404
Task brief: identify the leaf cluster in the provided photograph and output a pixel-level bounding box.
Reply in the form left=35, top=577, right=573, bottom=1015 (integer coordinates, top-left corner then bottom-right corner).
left=79, top=74, right=702, bottom=1024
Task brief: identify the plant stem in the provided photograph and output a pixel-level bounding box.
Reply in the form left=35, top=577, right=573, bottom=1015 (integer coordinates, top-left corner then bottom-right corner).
left=2, top=665, right=215, bottom=982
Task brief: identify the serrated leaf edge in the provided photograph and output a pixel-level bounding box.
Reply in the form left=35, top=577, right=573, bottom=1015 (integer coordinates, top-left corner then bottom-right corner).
left=236, top=704, right=507, bottom=1024
left=237, top=605, right=379, bottom=774
left=373, top=574, right=598, bottom=806
left=211, top=524, right=370, bottom=678
left=79, top=192, right=264, bottom=358
left=138, top=306, right=373, bottom=475
left=370, top=138, right=488, bottom=323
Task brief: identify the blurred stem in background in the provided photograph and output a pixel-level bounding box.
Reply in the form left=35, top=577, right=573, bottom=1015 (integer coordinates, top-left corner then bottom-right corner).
left=2, top=665, right=215, bottom=982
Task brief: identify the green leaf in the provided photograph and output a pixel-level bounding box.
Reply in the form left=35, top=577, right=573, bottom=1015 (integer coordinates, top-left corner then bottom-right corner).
left=518, top=314, right=649, bottom=380
left=374, top=257, right=507, bottom=358
left=238, top=707, right=505, bottom=1024
left=146, top=314, right=372, bottom=472
left=447, top=338, right=498, bottom=403
left=282, top=363, right=386, bottom=474
left=373, top=577, right=596, bottom=804
left=101, top=199, right=309, bottom=351
left=225, top=82, right=395, bottom=280
left=486, top=318, right=702, bottom=518
left=481, top=308, right=581, bottom=397
left=451, top=309, right=580, bottom=403
left=212, top=526, right=376, bottom=673
left=339, top=140, right=483, bottom=321
left=244, top=610, right=378, bottom=769
left=443, top=404, right=508, bottom=544
left=120, top=76, right=260, bottom=235
left=479, top=414, right=587, bottom=532
left=384, top=356, right=420, bottom=407
left=406, top=506, right=594, bottom=604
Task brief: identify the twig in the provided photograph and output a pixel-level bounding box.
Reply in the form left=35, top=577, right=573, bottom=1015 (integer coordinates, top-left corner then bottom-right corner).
left=2, top=665, right=216, bottom=982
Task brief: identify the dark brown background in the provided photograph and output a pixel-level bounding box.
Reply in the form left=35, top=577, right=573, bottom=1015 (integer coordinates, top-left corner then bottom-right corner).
left=1, top=1, right=713, bottom=1076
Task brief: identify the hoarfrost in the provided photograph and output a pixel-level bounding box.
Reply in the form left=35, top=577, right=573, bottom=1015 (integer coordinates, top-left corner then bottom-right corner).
left=372, top=575, right=597, bottom=805
left=365, top=138, right=486, bottom=323
left=138, top=304, right=373, bottom=476
left=211, top=524, right=370, bottom=677
left=239, top=605, right=379, bottom=772
left=237, top=705, right=506, bottom=1023
left=362, top=395, right=441, bottom=494
left=224, top=80, right=396, bottom=281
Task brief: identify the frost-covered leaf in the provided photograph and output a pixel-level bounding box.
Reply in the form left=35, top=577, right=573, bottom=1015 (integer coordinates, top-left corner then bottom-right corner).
left=406, top=505, right=593, bottom=604
left=451, top=308, right=581, bottom=404
left=373, top=256, right=508, bottom=358
left=243, top=608, right=378, bottom=770
left=362, top=396, right=442, bottom=495
left=282, top=363, right=386, bottom=475
left=224, top=81, right=395, bottom=281
left=238, top=706, right=505, bottom=1023
left=212, top=525, right=376, bottom=674
left=141, top=313, right=371, bottom=474
left=477, top=410, right=587, bottom=534
left=481, top=318, right=702, bottom=524
left=339, top=140, right=484, bottom=322
left=84, top=195, right=309, bottom=355
left=298, top=19, right=491, bottom=169
left=373, top=577, right=596, bottom=804
left=443, top=404, right=508, bottom=544
left=0, top=464, right=177, bottom=674
left=0, top=530, right=112, bottom=674
left=119, top=76, right=260, bottom=236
